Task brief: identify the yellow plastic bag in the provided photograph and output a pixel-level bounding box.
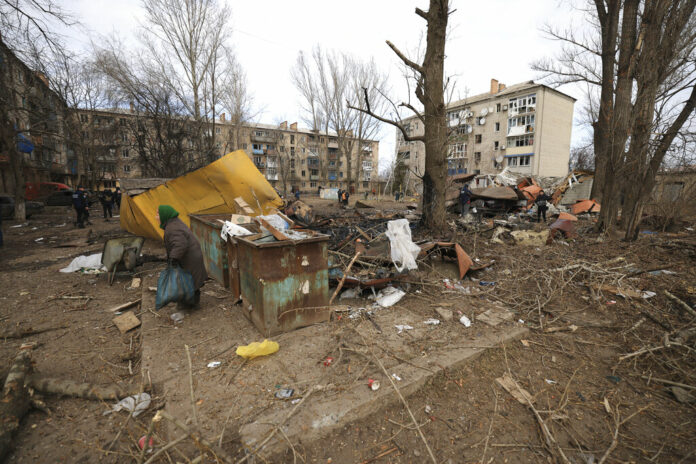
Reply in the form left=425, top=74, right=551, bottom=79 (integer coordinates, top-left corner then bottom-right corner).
left=236, top=339, right=279, bottom=359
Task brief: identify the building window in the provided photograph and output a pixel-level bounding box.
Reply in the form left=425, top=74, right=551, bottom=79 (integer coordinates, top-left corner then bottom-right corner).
left=495, top=122, right=500, bottom=132
left=494, top=141, right=499, bottom=150
left=508, top=134, right=534, bottom=147
left=520, top=155, right=531, bottom=166
left=474, top=152, right=481, bottom=164
left=119, top=118, right=126, bottom=126
left=280, top=146, right=285, bottom=152
left=290, top=135, right=295, bottom=144
left=290, top=159, right=295, bottom=168
left=508, top=156, right=518, bottom=167
left=215, top=127, right=221, bottom=134
left=80, top=114, right=89, bottom=123
left=291, top=147, right=295, bottom=156
left=301, top=148, right=305, bottom=154
left=123, top=165, right=131, bottom=173
left=255, top=130, right=265, bottom=137
left=496, top=103, right=501, bottom=113
left=123, top=149, right=130, bottom=158
left=301, top=170, right=306, bottom=177
left=475, top=134, right=482, bottom=144
left=339, top=172, right=343, bottom=178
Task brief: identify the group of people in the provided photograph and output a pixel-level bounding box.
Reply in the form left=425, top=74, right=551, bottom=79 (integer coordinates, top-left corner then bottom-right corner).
left=71, top=186, right=122, bottom=228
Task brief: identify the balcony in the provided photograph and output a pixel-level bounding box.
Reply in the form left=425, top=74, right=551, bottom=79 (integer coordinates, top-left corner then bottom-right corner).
left=328, top=153, right=338, bottom=160
left=266, top=173, right=278, bottom=181
left=255, top=162, right=266, bottom=170
left=251, top=134, right=275, bottom=143
left=328, top=141, right=338, bottom=149
left=252, top=147, right=264, bottom=155
left=310, top=174, right=319, bottom=180
left=362, top=164, right=373, bottom=171
left=328, top=175, right=337, bottom=181
left=448, top=168, right=467, bottom=176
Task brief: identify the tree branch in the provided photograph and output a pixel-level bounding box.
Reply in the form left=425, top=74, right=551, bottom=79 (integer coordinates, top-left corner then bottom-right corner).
left=415, top=7, right=428, bottom=20
left=386, top=40, right=424, bottom=75
left=347, top=100, right=424, bottom=143
left=399, top=102, right=425, bottom=123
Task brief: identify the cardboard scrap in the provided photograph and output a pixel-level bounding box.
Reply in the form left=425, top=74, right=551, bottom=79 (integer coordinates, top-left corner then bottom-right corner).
left=228, top=214, right=253, bottom=225
left=112, top=311, right=141, bottom=334
left=496, top=372, right=534, bottom=405
left=234, top=197, right=255, bottom=215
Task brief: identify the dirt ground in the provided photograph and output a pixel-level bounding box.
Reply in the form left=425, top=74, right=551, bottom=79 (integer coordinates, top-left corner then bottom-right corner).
left=1, top=197, right=695, bottom=463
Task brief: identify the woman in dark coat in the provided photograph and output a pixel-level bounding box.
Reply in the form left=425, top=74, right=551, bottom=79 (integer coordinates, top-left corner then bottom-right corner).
left=157, top=205, right=207, bottom=306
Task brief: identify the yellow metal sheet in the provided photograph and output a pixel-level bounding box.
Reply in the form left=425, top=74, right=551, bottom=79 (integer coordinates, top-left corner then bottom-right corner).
left=120, top=150, right=282, bottom=240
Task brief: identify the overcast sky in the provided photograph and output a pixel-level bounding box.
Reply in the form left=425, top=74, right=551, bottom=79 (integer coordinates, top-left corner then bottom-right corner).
left=59, top=0, right=587, bottom=172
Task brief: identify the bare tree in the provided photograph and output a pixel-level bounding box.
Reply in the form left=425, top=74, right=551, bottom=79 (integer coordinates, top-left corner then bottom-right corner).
left=0, top=1, right=74, bottom=220
left=533, top=0, right=696, bottom=238
left=140, top=0, right=230, bottom=121
left=93, top=41, right=203, bottom=177
left=348, top=0, right=452, bottom=231
left=219, top=48, right=258, bottom=153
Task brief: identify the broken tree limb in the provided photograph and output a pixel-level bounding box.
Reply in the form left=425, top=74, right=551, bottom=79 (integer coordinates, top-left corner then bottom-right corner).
left=28, top=376, right=146, bottom=400
left=0, top=325, right=67, bottom=339
left=0, top=350, right=33, bottom=460
left=640, top=376, right=696, bottom=390
left=106, top=299, right=142, bottom=313
left=329, top=251, right=362, bottom=305
left=665, top=290, right=696, bottom=318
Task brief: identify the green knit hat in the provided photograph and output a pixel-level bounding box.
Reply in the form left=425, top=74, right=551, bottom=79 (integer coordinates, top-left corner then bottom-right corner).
left=158, top=205, right=179, bottom=229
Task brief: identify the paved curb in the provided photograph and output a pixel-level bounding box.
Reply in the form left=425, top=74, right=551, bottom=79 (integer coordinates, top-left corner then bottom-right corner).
left=239, top=325, right=528, bottom=460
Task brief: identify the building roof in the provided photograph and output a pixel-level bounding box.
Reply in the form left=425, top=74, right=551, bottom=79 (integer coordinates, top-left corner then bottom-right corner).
left=448, top=80, right=577, bottom=110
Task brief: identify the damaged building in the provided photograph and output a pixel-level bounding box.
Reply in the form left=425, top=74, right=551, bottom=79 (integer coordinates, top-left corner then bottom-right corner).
left=395, top=79, right=575, bottom=194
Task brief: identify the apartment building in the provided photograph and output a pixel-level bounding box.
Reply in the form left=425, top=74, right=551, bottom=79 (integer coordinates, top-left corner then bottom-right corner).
left=224, top=119, right=380, bottom=194
left=395, top=79, right=575, bottom=191
left=0, top=39, right=70, bottom=193
left=68, top=109, right=380, bottom=194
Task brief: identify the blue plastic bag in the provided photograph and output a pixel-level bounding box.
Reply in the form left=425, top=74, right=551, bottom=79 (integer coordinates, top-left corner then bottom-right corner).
left=155, top=264, right=195, bottom=310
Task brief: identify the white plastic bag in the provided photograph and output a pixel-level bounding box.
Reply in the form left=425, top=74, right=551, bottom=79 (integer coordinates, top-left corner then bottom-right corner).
left=385, top=219, right=421, bottom=272
left=375, top=287, right=406, bottom=307
left=104, top=393, right=151, bottom=417
left=59, top=253, right=107, bottom=273
left=220, top=221, right=252, bottom=240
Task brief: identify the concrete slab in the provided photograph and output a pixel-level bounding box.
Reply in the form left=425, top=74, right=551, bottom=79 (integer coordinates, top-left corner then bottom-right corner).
left=238, top=325, right=528, bottom=460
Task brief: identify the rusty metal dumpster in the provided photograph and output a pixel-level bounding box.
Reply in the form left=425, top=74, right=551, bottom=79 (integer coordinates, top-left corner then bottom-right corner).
left=236, top=231, right=330, bottom=336
left=189, top=214, right=258, bottom=288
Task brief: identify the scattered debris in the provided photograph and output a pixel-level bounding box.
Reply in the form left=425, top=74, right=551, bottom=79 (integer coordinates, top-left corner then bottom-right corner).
left=496, top=372, right=534, bottom=405
left=104, top=393, right=151, bottom=418
left=459, top=315, right=472, bottom=327
left=368, top=379, right=380, bottom=391
left=207, top=362, right=222, bottom=368
left=275, top=389, right=295, bottom=399
left=385, top=219, right=421, bottom=272
left=375, top=287, right=406, bottom=307
left=424, top=318, right=441, bottom=325
left=395, top=324, right=414, bottom=334
left=128, top=277, right=141, bottom=289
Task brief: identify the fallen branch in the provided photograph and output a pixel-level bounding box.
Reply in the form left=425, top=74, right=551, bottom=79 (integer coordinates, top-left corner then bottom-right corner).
left=665, top=291, right=696, bottom=318
left=238, top=384, right=330, bottom=463
left=640, top=376, right=696, bottom=390
left=0, top=350, right=33, bottom=460
left=369, top=347, right=437, bottom=464
left=0, top=326, right=67, bottom=339
left=29, top=375, right=146, bottom=400
left=329, top=251, right=362, bottom=305
left=597, top=403, right=651, bottom=464
left=106, top=299, right=142, bottom=313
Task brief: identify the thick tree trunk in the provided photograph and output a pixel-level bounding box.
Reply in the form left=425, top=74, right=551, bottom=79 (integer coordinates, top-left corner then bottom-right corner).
left=0, top=350, right=33, bottom=460
left=9, top=149, right=27, bottom=221
left=419, top=0, right=449, bottom=233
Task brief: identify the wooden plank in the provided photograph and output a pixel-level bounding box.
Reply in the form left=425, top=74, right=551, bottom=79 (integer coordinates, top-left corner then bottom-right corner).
left=106, top=299, right=141, bottom=313
left=255, top=217, right=289, bottom=241
left=496, top=372, right=534, bottom=405
left=112, top=311, right=141, bottom=334
left=234, top=197, right=255, bottom=215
